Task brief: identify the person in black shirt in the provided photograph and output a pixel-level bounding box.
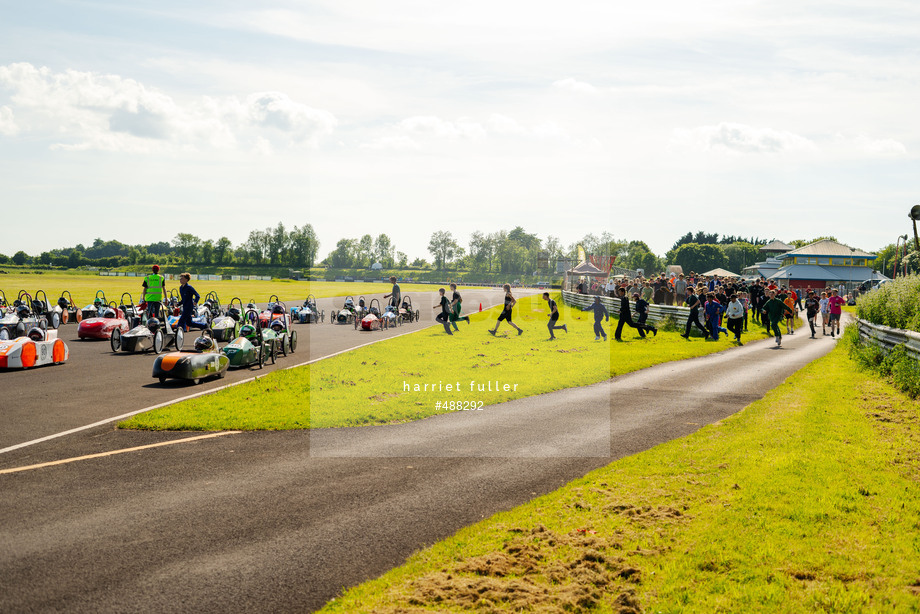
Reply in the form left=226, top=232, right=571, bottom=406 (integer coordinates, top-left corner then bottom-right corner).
left=542, top=292, right=567, bottom=339
left=804, top=290, right=820, bottom=339
left=615, top=287, right=656, bottom=341
left=432, top=288, right=453, bottom=335
left=680, top=288, right=708, bottom=338
left=583, top=295, right=609, bottom=340
left=489, top=284, right=523, bottom=336
left=448, top=283, right=470, bottom=331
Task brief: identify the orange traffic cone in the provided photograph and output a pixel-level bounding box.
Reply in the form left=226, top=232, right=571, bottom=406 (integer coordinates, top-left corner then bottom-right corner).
left=479, top=302, right=482, bottom=312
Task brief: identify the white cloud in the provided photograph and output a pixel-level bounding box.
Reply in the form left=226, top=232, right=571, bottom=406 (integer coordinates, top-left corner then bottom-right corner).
left=359, top=135, right=421, bottom=151
left=670, top=122, right=818, bottom=155
left=552, top=78, right=598, bottom=94
left=399, top=115, right=486, bottom=140
left=0, top=63, right=336, bottom=153
left=0, top=105, right=15, bottom=135
left=849, top=134, right=907, bottom=157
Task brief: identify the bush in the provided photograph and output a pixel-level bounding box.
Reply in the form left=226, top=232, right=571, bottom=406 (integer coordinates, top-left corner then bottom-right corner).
left=856, top=274, right=920, bottom=331
left=844, top=325, right=920, bottom=398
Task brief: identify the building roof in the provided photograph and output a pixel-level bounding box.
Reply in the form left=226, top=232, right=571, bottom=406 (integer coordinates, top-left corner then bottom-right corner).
left=760, top=240, right=794, bottom=252
left=784, top=239, right=875, bottom=258
left=768, top=264, right=877, bottom=283
left=568, top=261, right=606, bottom=276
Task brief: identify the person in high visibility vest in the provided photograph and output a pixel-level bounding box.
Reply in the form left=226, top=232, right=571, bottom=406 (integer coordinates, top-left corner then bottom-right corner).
left=142, top=264, right=166, bottom=318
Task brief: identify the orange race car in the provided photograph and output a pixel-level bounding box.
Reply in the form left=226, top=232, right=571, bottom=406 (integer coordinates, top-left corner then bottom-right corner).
left=0, top=328, right=69, bottom=369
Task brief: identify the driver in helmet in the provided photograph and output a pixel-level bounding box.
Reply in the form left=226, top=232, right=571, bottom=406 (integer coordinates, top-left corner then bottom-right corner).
left=240, top=324, right=257, bottom=340
left=194, top=335, right=214, bottom=352
left=270, top=319, right=284, bottom=333
left=27, top=327, right=44, bottom=341
left=103, top=308, right=117, bottom=319
left=147, top=317, right=160, bottom=333
left=16, top=304, right=30, bottom=319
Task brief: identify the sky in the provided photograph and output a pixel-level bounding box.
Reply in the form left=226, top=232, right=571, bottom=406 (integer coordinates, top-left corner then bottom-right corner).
left=2, top=0, right=919, bottom=261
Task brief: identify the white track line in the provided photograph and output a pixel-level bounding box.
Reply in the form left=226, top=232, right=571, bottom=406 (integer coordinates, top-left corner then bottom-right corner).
left=0, top=319, right=453, bottom=455
left=0, top=431, right=241, bottom=474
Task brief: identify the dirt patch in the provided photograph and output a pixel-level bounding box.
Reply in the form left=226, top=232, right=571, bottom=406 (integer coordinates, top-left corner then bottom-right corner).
left=374, top=525, right=643, bottom=613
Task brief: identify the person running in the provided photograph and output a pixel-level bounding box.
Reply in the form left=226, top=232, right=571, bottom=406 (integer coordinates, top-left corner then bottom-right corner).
left=543, top=292, right=567, bottom=339
left=782, top=291, right=797, bottom=335
left=448, top=283, right=470, bottom=331
left=433, top=288, right=453, bottom=335
left=614, top=287, right=656, bottom=341
left=176, top=272, right=201, bottom=332
left=383, top=276, right=401, bottom=309
left=819, top=291, right=830, bottom=335
left=681, top=288, right=709, bottom=338
left=634, top=292, right=652, bottom=329
left=763, top=290, right=794, bottom=347
left=583, top=295, right=609, bottom=341
left=804, top=290, right=820, bottom=338
left=489, top=284, right=523, bottom=336
left=827, top=289, right=845, bottom=337
left=725, top=293, right=745, bottom=344
left=142, top=264, right=166, bottom=318
left=703, top=293, right=724, bottom=341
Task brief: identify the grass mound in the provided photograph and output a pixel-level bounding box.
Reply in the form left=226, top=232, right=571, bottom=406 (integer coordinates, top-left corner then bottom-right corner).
left=319, top=336, right=920, bottom=612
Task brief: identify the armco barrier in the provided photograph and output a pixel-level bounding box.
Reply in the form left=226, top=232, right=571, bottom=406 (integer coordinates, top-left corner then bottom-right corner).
left=562, top=290, right=695, bottom=328
left=856, top=318, right=920, bottom=360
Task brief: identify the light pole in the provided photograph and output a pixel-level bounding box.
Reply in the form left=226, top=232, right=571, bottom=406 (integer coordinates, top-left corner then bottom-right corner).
left=911, top=205, right=920, bottom=253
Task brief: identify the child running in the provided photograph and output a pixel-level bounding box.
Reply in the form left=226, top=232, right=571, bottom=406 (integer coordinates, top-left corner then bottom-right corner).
left=583, top=295, right=609, bottom=340
left=543, top=292, right=568, bottom=340
left=489, top=284, right=523, bottom=336
left=433, top=288, right=453, bottom=335
left=448, top=283, right=471, bottom=331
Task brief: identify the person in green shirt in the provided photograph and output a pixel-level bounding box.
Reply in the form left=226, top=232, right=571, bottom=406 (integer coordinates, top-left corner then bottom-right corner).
left=762, top=290, right=794, bottom=347
left=142, top=264, right=166, bottom=318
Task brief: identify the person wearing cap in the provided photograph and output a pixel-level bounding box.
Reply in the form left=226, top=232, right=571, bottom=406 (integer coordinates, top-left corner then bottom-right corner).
left=142, top=264, right=166, bottom=318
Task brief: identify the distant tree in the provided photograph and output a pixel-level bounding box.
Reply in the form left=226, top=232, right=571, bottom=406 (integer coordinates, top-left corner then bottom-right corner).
left=410, top=258, right=428, bottom=268
left=145, top=241, right=171, bottom=256
left=621, top=240, right=661, bottom=274
left=428, top=230, right=460, bottom=270
left=396, top=251, right=408, bottom=268
left=173, top=233, right=202, bottom=263
left=357, top=234, right=374, bottom=268
left=669, top=243, right=726, bottom=274
left=0, top=253, right=8, bottom=264
left=722, top=242, right=761, bottom=273
left=214, top=237, right=232, bottom=264
left=12, top=250, right=29, bottom=265
left=289, top=224, right=319, bottom=268
left=374, top=234, right=394, bottom=267
left=200, top=240, right=215, bottom=265
left=39, top=252, right=52, bottom=265
left=330, top=238, right=357, bottom=268
left=67, top=250, right=83, bottom=268
left=244, top=230, right=270, bottom=265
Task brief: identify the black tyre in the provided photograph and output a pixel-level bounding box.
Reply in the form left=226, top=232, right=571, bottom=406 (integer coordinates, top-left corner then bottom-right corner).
left=159, top=377, right=166, bottom=383
left=289, top=330, right=297, bottom=352
left=258, top=344, right=266, bottom=369
left=268, top=342, right=276, bottom=364
left=280, top=334, right=288, bottom=356
left=51, top=312, right=61, bottom=329
left=110, top=328, right=122, bottom=352
left=153, top=329, right=164, bottom=354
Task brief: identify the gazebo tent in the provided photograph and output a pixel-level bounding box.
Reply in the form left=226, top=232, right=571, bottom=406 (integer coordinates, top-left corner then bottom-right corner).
left=565, top=261, right=607, bottom=292
left=700, top=267, right=740, bottom=278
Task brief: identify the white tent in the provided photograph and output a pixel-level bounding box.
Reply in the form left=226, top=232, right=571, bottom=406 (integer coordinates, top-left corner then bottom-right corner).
left=700, top=267, right=740, bottom=278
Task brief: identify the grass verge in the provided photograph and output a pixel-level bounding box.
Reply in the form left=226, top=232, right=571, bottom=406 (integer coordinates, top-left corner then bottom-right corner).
left=317, top=331, right=920, bottom=613
left=119, top=295, right=770, bottom=431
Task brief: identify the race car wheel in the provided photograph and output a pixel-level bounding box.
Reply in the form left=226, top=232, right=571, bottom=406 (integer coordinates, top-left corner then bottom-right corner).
left=321, top=310, right=325, bottom=322
left=51, top=312, right=61, bottom=329
left=0, top=328, right=9, bottom=340
left=330, top=310, right=336, bottom=323
left=39, top=318, right=48, bottom=331
left=289, top=330, right=297, bottom=352
left=159, top=377, right=166, bottom=384
left=415, top=310, right=420, bottom=321
left=268, top=342, right=276, bottom=364
left=258, top=344, right=266, bottom=369
left=175, top=327, right=185, bottom=351
left=110, top=328, right=122, bottom=352
left=76, top=311, right=82, bottom=323
left=61, top=311, right=69, bottom=325
left=280, top=335, right=288, bottom=357
left=153, top=329, right=165, bottom=354
left=192, top=378, right=200, bottom=385
left=16, top=322, right=26, bottom=337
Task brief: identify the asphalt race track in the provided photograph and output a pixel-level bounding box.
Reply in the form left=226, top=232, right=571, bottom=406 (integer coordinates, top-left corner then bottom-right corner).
left=0, top=301, right=840, bottom=613
left=0, top=287, right=517, bottom=452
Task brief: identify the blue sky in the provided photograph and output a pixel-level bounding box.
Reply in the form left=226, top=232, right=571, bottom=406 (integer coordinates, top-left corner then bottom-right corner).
left=2, top=1, right=918, bottom=260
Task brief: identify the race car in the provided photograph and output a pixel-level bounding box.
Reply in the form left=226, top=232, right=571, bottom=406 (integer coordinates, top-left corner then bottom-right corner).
left=79, top=291, right=108, bottom=321
left=112, top=308, right=184, bottom=354
left=258, top=295, right=287, bottom=329
left=211, top=297, right=243, bottom=342
left=222, top=322, right=272, bottom=369
left=331, top=296, right=358, bottom=325
left=52, top=291, right=80, bottom=325
left=398, top=296, right=420, bottom=323
left=381, top=304, right=401, bottom=329
left=0, top=299, right=47, bottom=340
left=291, top=294, right=324, bottom=323
left=358, top=298, right=387, bottom=331
left=0, top=327, right=68, bottom=369
left=77, top=304, right=130, bottom=340
left=152, top=331, right=229, bottom=385
left=29, top=290, right=62, bottom=329
left=267, top=315, right=297, bottom=355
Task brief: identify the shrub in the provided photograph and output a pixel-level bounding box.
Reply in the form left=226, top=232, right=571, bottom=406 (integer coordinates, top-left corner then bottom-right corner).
left=856, top=274, right=920, bottom=332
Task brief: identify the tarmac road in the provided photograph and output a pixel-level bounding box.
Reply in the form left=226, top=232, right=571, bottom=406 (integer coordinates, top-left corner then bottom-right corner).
left=0, top=318, right=840, bottom=613
left=0, top=287, right=519, bottom=452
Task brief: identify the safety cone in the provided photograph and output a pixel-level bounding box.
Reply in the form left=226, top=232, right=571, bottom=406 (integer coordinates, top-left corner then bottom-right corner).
left=479, top=302, right=482, bottom=312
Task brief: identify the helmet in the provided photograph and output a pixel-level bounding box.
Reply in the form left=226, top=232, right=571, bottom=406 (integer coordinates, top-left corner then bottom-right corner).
left=27, top=327, right=44, bottom=341
left=240, top=324, right=256, bottom=339
left=147, top=317, right=160, bottom=332
left=359, top=298, right=366, bottom=307
left=270, top=319, right=284, bottom=332
left=94, top=298, right=102, bottom=306
left=16, top=304, right=30, bottom=319
left=272, top=304, right=284, bottom=315
left=344, top=297, right=354, bottom=307
left=228, top=307, right=241, bottom=322
left=194, top=336, right=214, bottom=352
left=57, top=297, right=69, bottom=309
left=103, top=308, right=116, bottom=319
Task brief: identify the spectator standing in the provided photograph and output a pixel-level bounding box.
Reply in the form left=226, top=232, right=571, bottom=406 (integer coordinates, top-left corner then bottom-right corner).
left=384, top=277, right=401, bottom=308
left=673, top=274, right=687, bottom=308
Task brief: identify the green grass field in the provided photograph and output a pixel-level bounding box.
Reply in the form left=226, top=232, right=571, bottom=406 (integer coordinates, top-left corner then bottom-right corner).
left=317, top=334, right=920, bottom=613
left=0, top=271, right=468, bottom=307
left=120, top=295, right=771, bottom=431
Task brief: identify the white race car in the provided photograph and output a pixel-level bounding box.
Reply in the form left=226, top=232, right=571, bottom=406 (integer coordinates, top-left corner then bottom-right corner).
left=0, top=328, right=69, bottom=369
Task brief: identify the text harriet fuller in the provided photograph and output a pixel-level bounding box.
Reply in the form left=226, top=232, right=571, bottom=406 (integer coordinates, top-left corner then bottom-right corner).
left=403, top=381, right=519, bottom=392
